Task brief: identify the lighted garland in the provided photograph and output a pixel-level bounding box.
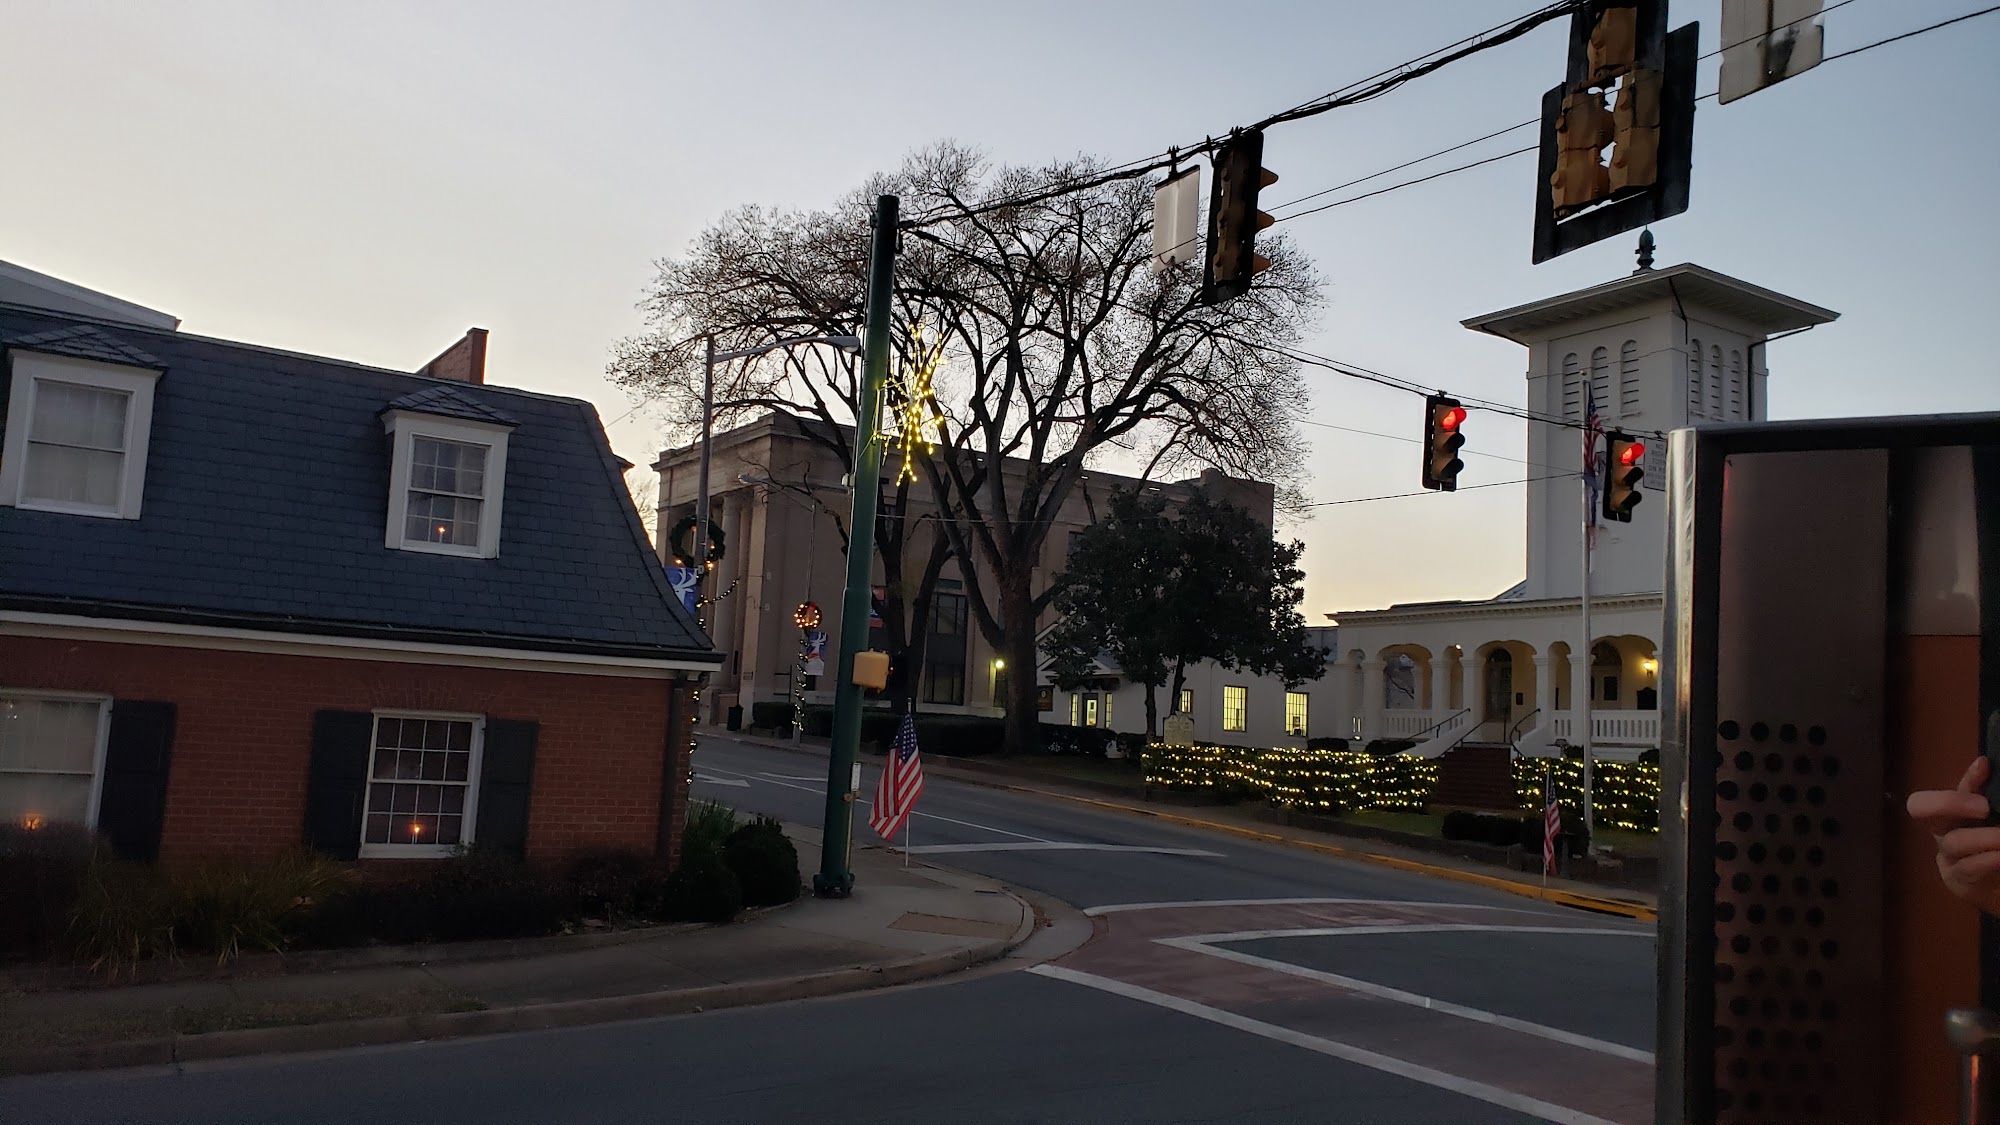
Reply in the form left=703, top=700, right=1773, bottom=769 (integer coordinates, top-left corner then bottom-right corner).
left=886, top=325, right=944, bottom=485
left=1511, top=758, right=1661, bottom=833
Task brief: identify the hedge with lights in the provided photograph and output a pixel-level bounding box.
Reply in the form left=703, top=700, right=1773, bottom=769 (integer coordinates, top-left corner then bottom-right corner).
left=1145, top=744, right=1439, bottom=815
left=1510, top=758, right=1661, bottom=833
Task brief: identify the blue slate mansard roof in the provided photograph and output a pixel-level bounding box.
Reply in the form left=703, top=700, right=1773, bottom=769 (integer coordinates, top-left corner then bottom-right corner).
left=0, top=305, right=717, bottom=664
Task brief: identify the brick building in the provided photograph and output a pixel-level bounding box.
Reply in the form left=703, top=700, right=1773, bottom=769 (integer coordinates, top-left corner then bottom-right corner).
left=0, top=262, right=718, bottom=865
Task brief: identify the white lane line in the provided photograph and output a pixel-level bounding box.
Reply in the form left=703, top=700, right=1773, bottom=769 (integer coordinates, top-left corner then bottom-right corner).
left=1174, top=923, right=1652, bottom=942
left=691, top=774, right=750, bottom=788
left=695, top=763, right=1053, bottom=843
left=906, top=842, right=1223, bottom=857
left=759, top=773, right=826, bottom=781
left=1157, top=928, right=1654, bottom=1064
left=1026, top=964, right=1621, bottom=1125
left=1082, top=897, right=1563, bottom=918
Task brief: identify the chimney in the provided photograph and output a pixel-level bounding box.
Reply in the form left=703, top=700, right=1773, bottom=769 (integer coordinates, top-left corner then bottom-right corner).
left=417, top=327, right=488, bottom=384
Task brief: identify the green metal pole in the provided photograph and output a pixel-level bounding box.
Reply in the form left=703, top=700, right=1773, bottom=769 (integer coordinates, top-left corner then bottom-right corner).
left=814, top=193, right=898, bottom=897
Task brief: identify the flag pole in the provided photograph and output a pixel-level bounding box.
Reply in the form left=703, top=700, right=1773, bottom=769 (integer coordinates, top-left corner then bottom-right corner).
left=904, top=811, right=911, bottom=868
left=1579, top=438, right=1597, bottom=851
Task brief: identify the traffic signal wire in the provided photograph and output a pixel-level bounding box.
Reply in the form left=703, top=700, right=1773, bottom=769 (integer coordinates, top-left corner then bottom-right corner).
left=895, top=0, right=1589, bottom=233
left=1301, top=472, right=1574, bottom=509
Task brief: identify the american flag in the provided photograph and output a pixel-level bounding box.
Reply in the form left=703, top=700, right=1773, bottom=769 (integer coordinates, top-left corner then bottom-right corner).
left=870, top=713, right=926, bottom=841
left=1543, top=772, right=1561, bottom=877
left=1582, top=383, right=1605, bottom=558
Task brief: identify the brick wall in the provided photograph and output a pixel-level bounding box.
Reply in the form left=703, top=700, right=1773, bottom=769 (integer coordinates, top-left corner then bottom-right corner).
left=0, top=634, right=698, bottom=865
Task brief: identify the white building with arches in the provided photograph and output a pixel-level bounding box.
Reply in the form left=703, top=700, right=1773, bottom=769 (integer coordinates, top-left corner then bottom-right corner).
left=1330, top=260, right=1837, bottom=769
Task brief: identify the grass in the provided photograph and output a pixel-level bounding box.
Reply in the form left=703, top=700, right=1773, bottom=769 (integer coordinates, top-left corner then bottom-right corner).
left=0, top=986, right=486, bottom=1055
left=985, top=754, right=1145, bottom=791
left=1344, top=810, right=1445, bottom=837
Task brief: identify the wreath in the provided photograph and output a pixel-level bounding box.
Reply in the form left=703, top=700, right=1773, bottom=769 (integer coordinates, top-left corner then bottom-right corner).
left=668, top=516, right=727, bottom=567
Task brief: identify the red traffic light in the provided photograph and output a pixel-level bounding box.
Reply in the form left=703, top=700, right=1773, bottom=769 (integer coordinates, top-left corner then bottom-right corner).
left=1440, top=406, right=1467, bottom=431
left=1619, top=439, right=1646, bottom=465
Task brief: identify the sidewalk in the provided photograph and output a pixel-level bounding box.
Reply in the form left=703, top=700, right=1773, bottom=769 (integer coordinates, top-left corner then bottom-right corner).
left=0, top=828, right=1033, bottom=1077
left=710, top=727, right=1659, bottom=921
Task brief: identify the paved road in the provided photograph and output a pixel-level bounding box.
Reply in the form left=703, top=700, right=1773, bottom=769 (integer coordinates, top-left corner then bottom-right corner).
left=0, top=735, right=1657, bottom=1125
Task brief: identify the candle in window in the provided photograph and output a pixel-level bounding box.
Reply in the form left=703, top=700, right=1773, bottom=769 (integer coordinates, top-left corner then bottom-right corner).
left=410, top=821, right=424, bottom=839
left=21, top=812, right=43, bottom=831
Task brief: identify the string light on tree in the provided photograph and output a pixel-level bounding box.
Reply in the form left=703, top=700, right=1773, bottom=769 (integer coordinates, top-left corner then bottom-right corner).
left=886, top=324, right=945, bottom=486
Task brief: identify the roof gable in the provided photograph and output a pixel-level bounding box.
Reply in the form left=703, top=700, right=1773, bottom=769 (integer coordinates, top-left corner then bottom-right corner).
left=385, top=384, right=521, bottom=427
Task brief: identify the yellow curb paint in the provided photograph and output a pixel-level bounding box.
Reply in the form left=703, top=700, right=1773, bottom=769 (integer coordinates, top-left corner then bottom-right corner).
left=947, top=774, right=1658, bottom=924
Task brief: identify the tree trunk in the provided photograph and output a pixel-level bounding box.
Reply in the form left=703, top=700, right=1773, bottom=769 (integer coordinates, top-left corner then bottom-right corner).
left=1169, top=658, right=1189, bottom=714
left=999, top=583, right=1042, bottom=756
left=1144, top=684, right=1158, bottom=740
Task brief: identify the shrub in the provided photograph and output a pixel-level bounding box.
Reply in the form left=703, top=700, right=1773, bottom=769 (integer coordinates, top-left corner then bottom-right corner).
left=723, top=819, right=800, bottom=907
left=170, top=850, right=351, bottom=964
left=681, top=800, right=739, bottom=865
left=662, top=850, right=743, bottom=923
left=1363, top=738, right=1416, bottom=756
left=298, top=850, right=568, bottom=948
left=1306, top=737, right=1350, bottom=752
left=0, top=823, right=95, bottom=959
left=564, top=847, right=666, bottom=920
left=1482, top=816, right=1522, bottom=848
left=750, top=701, right=795, bottom=731
left=64, top=855, right=177, bottom=976
left=913, top=715, right=1005, bottom=757
left=1440, top=811, right=1481, bottom=841
left=799, top=705, right=835, bottom=737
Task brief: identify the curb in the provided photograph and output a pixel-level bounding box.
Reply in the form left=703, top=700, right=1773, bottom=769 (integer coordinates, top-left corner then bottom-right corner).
left=0, top=888, right=1039, bottom=1078
left=705, top=731, right=1657, bottom=920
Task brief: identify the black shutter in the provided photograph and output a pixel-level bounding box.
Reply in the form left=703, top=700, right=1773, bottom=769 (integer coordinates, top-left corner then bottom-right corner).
left=477, top=719, right=538, bottom=861
left=304, top=710, right=373, bottom=860
left=98, top=701, right=177, bottom=862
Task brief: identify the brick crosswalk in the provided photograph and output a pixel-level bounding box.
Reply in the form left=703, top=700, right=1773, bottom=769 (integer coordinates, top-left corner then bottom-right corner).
left=1035, top=898, right=1655, bottom=1125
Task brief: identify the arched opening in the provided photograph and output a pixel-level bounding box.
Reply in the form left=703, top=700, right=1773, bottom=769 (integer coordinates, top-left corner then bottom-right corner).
left=1378, top=644, right=1434, bottom=711
left=1483, top=649, right=1513, bottom=722
left=1590, top=636, right=1659, bottom=710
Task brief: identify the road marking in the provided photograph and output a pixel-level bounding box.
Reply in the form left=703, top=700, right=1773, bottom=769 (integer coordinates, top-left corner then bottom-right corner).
left=694, top=763, right=1053, bottom=843
left=759, top=772, right=826, bottom=781
left=1157, top=927, right=1654, bottom=1064
left=1082, top=897, right=1559, bottom=918
left=1027, top=964, right=1622, bottom=1125
left=906, top=842, right=1223, bottom=857
left=692, top=774, right=750, bottom=787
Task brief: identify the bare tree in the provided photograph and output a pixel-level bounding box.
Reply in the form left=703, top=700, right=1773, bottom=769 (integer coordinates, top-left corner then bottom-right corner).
left=611, top=142, right=1322, bottom=751
left=624, top=466, right=660, bottom=547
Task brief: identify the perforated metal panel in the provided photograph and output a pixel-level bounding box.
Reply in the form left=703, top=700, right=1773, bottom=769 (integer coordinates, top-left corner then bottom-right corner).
left=1707, top=450, right=1889, bottom=1122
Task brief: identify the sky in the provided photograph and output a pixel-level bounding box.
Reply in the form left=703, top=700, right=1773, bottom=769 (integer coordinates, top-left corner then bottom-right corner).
left=7, top=0, right=1996, bottom=616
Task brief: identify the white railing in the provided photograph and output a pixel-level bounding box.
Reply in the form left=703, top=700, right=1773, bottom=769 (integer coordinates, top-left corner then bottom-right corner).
left=1545, top=710, right=1661, bottom=746
left=1383, top=711, right=1438, bottom=738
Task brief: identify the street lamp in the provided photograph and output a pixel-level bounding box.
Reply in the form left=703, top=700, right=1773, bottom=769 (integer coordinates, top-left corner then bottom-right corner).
left=694, top=333, right=861, bottom=616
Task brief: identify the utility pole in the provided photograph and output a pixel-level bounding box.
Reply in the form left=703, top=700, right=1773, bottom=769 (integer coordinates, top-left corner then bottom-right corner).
left=815, top=193, right=898, bottom=897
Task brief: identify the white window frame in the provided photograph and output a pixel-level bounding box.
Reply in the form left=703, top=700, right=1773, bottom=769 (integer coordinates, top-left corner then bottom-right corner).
left=0, top=689, right=113, bottom=830
left=358, top=709, right=486, bottom=859
left=382, top=410, right=510, bottom=558
left=0, top=352, right=161, bottom=520
left=1285, top=691, right=1310, bottom=738
left=1222, top=685, right=1248, bottom=733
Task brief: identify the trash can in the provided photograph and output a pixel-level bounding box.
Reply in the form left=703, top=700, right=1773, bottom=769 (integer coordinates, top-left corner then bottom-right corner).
left=726, top=705, right=743, bottom=731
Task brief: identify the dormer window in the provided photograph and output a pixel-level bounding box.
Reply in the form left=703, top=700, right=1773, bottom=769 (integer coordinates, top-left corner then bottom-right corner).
left=382, top=410, right=512, bottom=558
left=0, top=350, right=161, bottom=520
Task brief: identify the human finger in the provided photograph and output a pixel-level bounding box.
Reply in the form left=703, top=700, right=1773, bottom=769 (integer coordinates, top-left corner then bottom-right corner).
left=1939, top=825, right=2000, bottom=863
left=1910, top=789, right=1990, bottom=837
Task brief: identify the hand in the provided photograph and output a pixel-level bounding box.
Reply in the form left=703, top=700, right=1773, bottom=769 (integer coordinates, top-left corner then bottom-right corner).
left=1909, top=757, right=2000, bottom=917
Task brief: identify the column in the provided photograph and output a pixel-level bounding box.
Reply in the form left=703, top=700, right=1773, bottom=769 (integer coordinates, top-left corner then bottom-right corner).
left=1428, top=655, right=1453, bottom=727
left=736, top=488, right=771, bottom=711
left=1533, top=653, right=1555, bottom=727
left=1458, top=649, right=1479, bottom=734
left=1361, top=659, right=1384, bottom=743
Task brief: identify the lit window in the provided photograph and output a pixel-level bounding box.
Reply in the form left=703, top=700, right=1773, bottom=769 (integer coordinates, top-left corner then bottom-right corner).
left=1222, top=686, right=1248, bottom=732
left=1085, top=697, right=1099, bottom=727
left=362, top=713, right=483, bottom=857
left=1102, top=693, right=1112, bottom=727
left=1069, top=693, right=1080, bottom=727
left=383, top=412, right=510, bottom=557
left=0, top=354, right=160, bottom=520
left=1285, top=692, right=1310, bottom=737
left=0, top=693, right=110, bottom=830
left=1178, top=688, right=1193, bottom=715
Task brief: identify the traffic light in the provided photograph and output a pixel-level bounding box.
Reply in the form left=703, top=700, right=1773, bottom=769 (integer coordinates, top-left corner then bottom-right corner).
left=1201, top=128, right=1278, bottom=305
left=1603, top=431, right=1646, bottom=521
left=1422, top=395, right=1468, bottom=492
left=1532, top=0, right=1697, bottom=263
